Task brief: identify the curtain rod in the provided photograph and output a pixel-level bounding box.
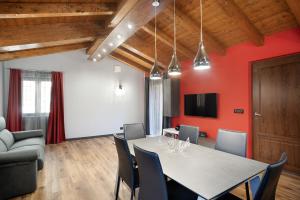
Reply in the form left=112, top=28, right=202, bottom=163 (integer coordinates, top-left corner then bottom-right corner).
left=4, top=67, right=63, bottom=73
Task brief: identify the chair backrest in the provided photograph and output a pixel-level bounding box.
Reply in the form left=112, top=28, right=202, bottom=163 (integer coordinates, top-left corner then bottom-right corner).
left=0, top=117, right=14, bottom=150
left=134, top=145, right=168, bottom=200
left=215, top=129, right=247, bottom=157
left=113, top=134, right=135, bottom=188
left=254, top=152, right=287, bottom=200
left=179, top=125, right=199, bottom=144
left=124, top=123, right=146, bottom=140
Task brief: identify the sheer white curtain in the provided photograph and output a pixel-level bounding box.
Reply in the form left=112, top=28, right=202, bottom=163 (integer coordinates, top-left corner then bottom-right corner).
left=149, top=79, right=163, bottom=136
left=22, top=71, right=52, bottom=136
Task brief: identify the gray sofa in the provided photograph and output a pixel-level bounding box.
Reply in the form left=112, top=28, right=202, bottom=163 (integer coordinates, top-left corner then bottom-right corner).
left=0, top=117, right=45, bottom=199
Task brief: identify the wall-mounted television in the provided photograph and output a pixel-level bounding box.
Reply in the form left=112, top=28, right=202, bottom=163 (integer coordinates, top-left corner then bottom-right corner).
left=184, top=93, right=217, bottom=118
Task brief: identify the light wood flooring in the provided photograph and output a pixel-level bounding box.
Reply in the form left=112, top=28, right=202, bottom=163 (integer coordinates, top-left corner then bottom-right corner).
left=13, top=136, right=300, bottom=200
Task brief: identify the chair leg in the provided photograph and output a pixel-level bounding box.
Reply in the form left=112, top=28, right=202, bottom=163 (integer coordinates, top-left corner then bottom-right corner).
left=115, top=176, right=121, bottom=200
left=245, top=181, right=250, bottom=200
left=130, top=189, right=134, bottom=200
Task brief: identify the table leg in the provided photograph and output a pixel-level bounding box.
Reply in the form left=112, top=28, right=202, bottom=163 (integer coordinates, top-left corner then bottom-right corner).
left=245, top=181, right=250, bottom=200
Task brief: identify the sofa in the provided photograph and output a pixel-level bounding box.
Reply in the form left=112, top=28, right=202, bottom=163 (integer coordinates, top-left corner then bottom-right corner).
left=0, top=117, right=45, bottom=199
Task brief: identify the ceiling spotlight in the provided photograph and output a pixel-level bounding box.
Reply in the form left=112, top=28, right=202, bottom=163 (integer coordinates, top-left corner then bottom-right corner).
left=97, top=54, right=101, bottom=58
left=127, top=23, right=133, bottom=29
left=152, top=0, right=160, bottom=7
left=117, top=34, right=122, bottom=39
left=92, top=58, right=97, bottom=62
left=109, top=42, right=114, bottom=47
left=102, top=48, right=107, bottom=53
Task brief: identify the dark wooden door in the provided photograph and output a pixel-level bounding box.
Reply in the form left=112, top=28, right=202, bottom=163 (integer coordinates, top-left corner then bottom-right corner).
left=253, top=53, right=300, bottom=174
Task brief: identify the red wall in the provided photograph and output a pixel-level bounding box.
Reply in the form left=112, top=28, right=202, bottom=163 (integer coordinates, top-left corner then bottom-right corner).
left=172, top=28, right=300, bottom=157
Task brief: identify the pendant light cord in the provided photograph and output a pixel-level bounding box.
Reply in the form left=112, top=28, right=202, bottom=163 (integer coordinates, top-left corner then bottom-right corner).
left=174, top=0, right=177, bottom=54
left=200, top=0, right=203, bottom=42
left=154, top=6, right=157, bottom=61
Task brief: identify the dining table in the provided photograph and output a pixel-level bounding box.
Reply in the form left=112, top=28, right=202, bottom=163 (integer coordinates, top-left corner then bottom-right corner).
left=126, top=135, right=268, bottom=200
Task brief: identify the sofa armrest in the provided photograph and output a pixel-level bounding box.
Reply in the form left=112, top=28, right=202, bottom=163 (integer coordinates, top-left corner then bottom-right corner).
left=0, top=150, right=38, bottom=165
left=12, top=130, right=44, bottom=141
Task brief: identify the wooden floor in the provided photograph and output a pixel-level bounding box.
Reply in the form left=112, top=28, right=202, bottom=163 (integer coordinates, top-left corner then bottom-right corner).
left=13, top=137, right=300, bottom=200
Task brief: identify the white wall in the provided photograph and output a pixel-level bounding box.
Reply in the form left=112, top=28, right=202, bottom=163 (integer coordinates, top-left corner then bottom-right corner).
left=3, top=49, right=145, bottom=138
left=0, top=62, right=3, bottom=117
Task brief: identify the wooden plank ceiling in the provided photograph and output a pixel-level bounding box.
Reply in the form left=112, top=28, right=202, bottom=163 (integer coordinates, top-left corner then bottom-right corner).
left=0, top=0, right=299, bottom=72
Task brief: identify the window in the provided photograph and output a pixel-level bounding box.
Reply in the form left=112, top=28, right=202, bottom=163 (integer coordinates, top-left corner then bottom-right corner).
left=40, top=81, right=52, bottom=113
left=22, top=71, right=52, bottom=115
left=22, top=81, right=36, bottom=114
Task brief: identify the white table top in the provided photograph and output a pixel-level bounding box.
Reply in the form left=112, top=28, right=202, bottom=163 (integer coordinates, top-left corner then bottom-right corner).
left=127, top=136, right=268, bottom=200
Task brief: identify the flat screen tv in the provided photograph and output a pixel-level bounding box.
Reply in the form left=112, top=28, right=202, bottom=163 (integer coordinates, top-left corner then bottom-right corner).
left=184, top=93, right=217, bottom=118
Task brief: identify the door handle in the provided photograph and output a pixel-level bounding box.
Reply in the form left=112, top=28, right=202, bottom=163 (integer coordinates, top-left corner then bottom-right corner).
left=254, top=112, right=262, bottom=117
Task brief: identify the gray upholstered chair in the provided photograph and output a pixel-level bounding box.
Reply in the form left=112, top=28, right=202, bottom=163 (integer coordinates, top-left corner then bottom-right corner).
left=215, top=129, right=248, bottom=199
left=178, top=125, right=199, bottom=144
left=124, top=123, right=146, bottom=140
left=215, top=129, right=247, bottom=157
left=0, top=116, right=45, bottom=199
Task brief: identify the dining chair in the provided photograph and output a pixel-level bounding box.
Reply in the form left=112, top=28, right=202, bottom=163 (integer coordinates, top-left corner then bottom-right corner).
left=124, top=123, right=146, bottom=140
left=250, top=152, right=287, bottom=200
left=214, top=152, right=288, bottom=200
left=215, top=129, right=247, bottom=157
left=215, top=129, right=249, bottom=198
left=178, top=125, right=199, bottom=144
left=133, top=145, right=198, bottom=200
left=113, top=135, right=139, bottom=200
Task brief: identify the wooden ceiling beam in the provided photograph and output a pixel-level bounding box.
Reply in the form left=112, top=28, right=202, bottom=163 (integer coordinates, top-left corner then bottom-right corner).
left=0, top=42, right=91, bottom=61
left=217, top=0, right=264, bottom=46
left=0, top=22, right=107, bottom=47
left=121, top=43, right=166, bottom=69
left=0, top=37, right=95, bottom=53
left=88, top=0, right=172, bottom=60
left=141, top=24, right=194, bottom=59
left=109, top=0, right=138, bottom=27
left=114, top=47, right=153, bottom=69
left=285, top=0, right=300, bottom=25
left=172, top=7, right=226, bottom=55
left=110, top=52, right=150, bottom=72
left=0, top=3, right=116, bottom=19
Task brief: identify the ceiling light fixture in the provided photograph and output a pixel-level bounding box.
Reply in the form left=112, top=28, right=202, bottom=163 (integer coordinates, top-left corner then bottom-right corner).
left=102, top=48, right=107, bottom=53
left=168, top=0, right=181, bottom=76
left=109, top=42, right=114, bottom=47
left=150, top=3, right=162, bottom=80
left=97, top=54, right=101, bottom=58
left=127, top=23, right=133, bottom=29
left=117, top=34, right=122, bottom=39
left=92, top=58, right=97, bottom=62
left=193, top=0, right=211, bottom=70
left=152, top=0, right=160, bottom=7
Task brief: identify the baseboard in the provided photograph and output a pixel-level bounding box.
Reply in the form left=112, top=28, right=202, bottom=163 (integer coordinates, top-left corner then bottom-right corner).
left=66, top=134, right=114, bottom=141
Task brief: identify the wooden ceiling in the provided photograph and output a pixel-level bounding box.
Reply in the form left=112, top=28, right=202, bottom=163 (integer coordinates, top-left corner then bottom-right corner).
left=0, top=0, right=299, bottom=72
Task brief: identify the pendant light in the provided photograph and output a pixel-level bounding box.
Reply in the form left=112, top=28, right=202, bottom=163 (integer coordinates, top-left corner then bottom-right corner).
left=150, top=4, right=162, bottom=80
left=168, top=0, right=181, bottom=76
left=193, top=0, right=211, bottom=70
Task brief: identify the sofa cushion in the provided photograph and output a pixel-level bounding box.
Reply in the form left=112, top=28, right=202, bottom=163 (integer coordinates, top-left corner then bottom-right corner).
left=0, top=117, right=6, bottom=131
left=0, top=139, right=7, bottom=152
left=10, top=137, right=45, bottom=150
left=0, top=129, right=15, bottom=149
left=10, top=145, right=45, bottom=170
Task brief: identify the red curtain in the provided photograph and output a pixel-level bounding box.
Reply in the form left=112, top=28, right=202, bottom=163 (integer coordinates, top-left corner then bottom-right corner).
left=47, top=72, right=65, bottom=144
left=7, top=69, right=22, bottom=131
